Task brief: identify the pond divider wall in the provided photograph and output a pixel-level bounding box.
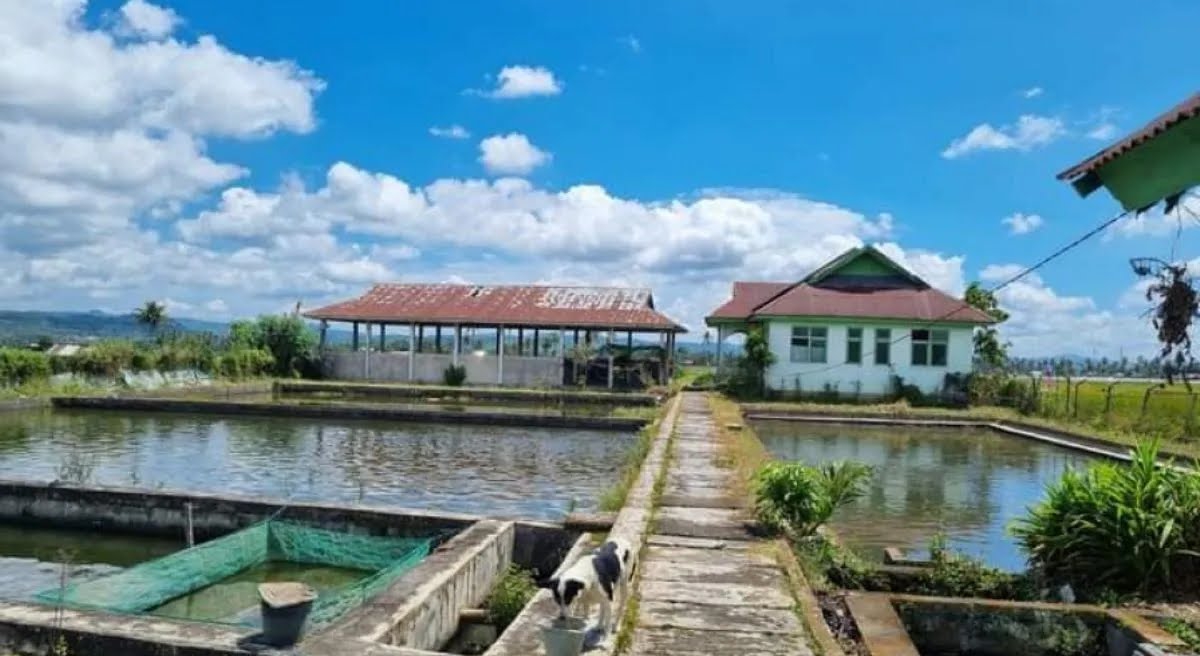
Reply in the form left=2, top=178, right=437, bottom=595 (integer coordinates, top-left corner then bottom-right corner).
left=280, top=380, right=661, bottom=406
left=51, top=396, right=648, bottom=431
left=318, top=520, right=514, bottom=651
left=844, top=591, right=1188, bottom=656
left=323, top=351, right=564, bottom=388
left=0, top=398, right=49, bottom=413
left=744, top=411, right=1140, bottom=462
left=485, top=393, right=684, bottom=656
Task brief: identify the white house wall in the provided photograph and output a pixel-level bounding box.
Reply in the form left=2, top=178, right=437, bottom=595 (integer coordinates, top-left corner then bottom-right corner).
left=763, top=320, right=973, bottom=397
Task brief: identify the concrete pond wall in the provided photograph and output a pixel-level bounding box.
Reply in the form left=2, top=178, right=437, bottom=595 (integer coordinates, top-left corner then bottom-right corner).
left=279, top=379, right=661, bottom=406
left=0, top=482, right=584, bottom=655
left=324, top=351, right=564, bottom=388
left=52, top=395, right=648, bottom=431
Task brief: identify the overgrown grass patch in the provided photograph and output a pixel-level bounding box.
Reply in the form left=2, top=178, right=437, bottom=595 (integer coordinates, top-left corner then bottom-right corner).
left=598, top=410, right=664, bottom=512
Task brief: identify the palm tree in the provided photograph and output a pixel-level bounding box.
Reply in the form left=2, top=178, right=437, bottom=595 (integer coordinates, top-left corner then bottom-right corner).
left=135, top=300, right=168, bottom=336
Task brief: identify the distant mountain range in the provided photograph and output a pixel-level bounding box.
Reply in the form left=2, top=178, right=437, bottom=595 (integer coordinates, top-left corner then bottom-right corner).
left=0, top=310, right=231, bottom=345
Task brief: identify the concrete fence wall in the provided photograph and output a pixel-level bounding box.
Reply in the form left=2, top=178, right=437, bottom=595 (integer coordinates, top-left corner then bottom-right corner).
left=323, top=351, right=564, bottom=388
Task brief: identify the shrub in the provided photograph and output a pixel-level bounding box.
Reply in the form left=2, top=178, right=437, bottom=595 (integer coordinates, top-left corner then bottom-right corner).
left=443, top=364, right=467, bottom=386
left=216, top=349, right=275, bottom=380
left=227, top=316, right=317, bottom=377
left=910, top=534, right=1037, bottom=600
left=0, top=348, right=52, bottom=386
left=1011, top=440, right=1200, bottom=596
left=753, top=460, right=871, bottom=538
left=484, top=565, right=537, bottom=629
left=67, top=340, right=138, bottom=376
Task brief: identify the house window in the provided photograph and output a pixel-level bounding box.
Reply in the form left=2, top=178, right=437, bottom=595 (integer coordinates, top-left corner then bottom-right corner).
left=790, top=326, right=828, bottom=363
left=912, top=329, right=949, bottom=366
left=874, top=329, right=891, bottom=365
left=846, top=328, right=862, bottom=364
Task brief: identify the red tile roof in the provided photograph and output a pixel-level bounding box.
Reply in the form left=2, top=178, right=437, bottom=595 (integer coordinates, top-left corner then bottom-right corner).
left=304, top=284, right=686, bottom=332
left=706, top=282, right=790, bottom=320
left=752, top=284, right=995, bottom=324
left=1058, top=92, right=1200, bottom=181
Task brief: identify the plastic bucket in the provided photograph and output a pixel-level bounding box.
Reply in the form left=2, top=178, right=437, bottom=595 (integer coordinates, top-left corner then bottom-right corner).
left=260, top=598, right=313, bottom=647
left=540, top=617, right=587, bottom=656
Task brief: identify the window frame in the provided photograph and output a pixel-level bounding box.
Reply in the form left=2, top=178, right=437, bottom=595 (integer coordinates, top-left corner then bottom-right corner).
left=789, top=325, right=829, bottom=363
left=874, top=328, right=891, bottom=365
left=846, top=327, right=863, bottom=364
left=911, top=328, right=949, bottom=366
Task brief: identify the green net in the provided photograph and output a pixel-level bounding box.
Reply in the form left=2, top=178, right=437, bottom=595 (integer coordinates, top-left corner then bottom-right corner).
left=36, top=520, right=434, bottom=627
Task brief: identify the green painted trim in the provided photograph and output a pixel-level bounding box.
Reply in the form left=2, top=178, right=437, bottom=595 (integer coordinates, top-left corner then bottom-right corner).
left=803, top=246, right=926, bottom=287
left=754, top=314, right=986, bottom=327
left=704, top=317, right=753, bottom=326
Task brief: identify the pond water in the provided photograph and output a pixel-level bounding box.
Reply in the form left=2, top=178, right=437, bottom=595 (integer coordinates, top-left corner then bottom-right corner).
left=150, top=561, right=365, bottom=624
left=0, top=524, right=179, bottom=602
left=755, top=421, right=1099, bottom=571
left=0, top=409, right=634, bottom=520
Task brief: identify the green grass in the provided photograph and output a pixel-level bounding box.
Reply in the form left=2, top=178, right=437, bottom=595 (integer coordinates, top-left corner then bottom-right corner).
left=598, top=410, right=665, bottom=511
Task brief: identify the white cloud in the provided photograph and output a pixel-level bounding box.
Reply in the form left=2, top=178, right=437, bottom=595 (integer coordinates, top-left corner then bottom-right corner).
left=1001, top=212, right=1044, bottom=235
left=1022, top=86, right=1044, bottom=99
left=621, top=35, right=642, bottom=53
left=942, top=115, right=1066, bottom=159
left=204, top=298, right=229, bottom=314
left=1087, top=123, right=1119, bottom=140
left=116, top=0, right=179, bottom=39
left=1106, top=195, right=1200, bottom=238
left=478, top=65, right=562, bottom=99
left=478, top=133, right=551, bottom=175
left=429, top=124, right=470, bottom=139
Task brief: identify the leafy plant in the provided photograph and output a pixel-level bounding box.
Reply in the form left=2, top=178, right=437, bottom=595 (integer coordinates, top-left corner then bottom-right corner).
left=753, top=460, right=871, bottom=538
left=227, top=315, right=316, bottom=377
left=910, top=533, right=1037, bottom=600
left=964, top=282, right=1010, bottom=369
left=1162, top=618, right=1200, bottom=652
left=442, top=364, right=467, bottom=386
left=1012, top=440, right=1200, bottom=596
left=722, top=325, right=775, bottom=399
left=484, top=565, right=537, bottom=629
left=0, top=348, right=51, bottom=387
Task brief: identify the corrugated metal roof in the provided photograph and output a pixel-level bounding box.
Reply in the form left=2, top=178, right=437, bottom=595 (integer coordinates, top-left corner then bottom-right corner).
left=1058, top=92, right=1200, bottom=181
left=753, top=284, right=995, bottom=324
left=304, top=283, right=687, bottom=332
left=706, top=282, right=790, bottom=320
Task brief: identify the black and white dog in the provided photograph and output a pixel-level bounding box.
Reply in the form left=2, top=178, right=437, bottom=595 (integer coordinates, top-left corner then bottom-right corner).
left=538, top=538, right=632, bottom=632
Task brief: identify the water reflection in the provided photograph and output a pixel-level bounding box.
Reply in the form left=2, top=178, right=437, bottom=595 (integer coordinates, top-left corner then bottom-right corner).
left=0, top=409, right=633, bottom=520
left=755, top=421, right=1097, bottom=571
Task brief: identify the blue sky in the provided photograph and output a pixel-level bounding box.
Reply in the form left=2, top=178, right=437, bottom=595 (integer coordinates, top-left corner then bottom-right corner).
left=2, top=1, right=1198, bottom=356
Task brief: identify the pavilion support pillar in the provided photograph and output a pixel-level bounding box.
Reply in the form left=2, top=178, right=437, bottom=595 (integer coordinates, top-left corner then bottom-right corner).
left=435, top=326, right=443, bottom=354
left=452, top=324, right=461, bottom=366
left=379, top=324, right=386, bottom=351
left=607, top=328, right=615, bottom=389
left=517, top=328, right=524, bottom=357
left=627, top=331, right=634, bottom=387
left=668, top=331, right=676, bottom=380
left=417, top=325, right=424, bottom=353
left=497, top=325, right=505, bottom=385
left=363, top=323, right=372, bottom=380
left=558, top=328, right=566, bottom=356
left=715, top=326, right=726, bottom=376
left=533, top=329, right=540, bottom=357
left=352, top=322, right=360, bottom=351
left=408, top=323, right=416, bottom=381
left=318, top=320, right=328, bottom=350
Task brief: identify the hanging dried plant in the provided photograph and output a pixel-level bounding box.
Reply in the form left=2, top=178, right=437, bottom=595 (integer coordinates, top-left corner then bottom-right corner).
left=1145, top=263, right=1199, bottom=388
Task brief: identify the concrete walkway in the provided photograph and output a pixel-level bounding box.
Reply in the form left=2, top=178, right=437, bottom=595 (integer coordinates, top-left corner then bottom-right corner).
left=629, top=393, right=814, bottom=655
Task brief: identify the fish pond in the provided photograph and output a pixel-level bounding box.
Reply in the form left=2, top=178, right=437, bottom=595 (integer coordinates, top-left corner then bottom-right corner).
left=755, top=420, right=1099, bottom=571
left=0, top=524, right=180, bottom=602
left=0, top=408, right=635, bottom=519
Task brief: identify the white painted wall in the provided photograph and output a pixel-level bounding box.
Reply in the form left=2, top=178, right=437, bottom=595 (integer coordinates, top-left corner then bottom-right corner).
left=763, top=320, right=974, bottom=396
